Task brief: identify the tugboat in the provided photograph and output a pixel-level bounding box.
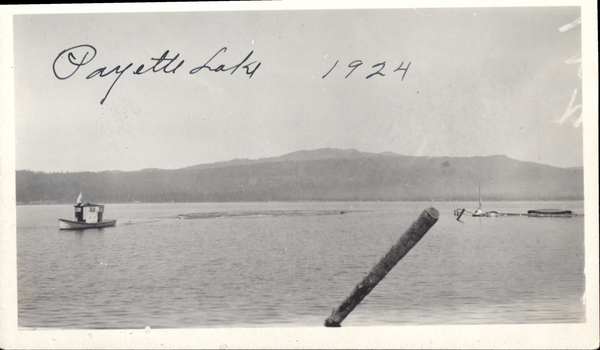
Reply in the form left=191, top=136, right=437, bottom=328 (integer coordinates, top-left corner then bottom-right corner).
left=58, top=193, right=116, bottom=230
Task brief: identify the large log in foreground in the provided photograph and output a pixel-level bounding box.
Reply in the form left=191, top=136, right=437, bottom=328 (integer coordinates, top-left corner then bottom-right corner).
left=324, top=207, right=439, bottom=327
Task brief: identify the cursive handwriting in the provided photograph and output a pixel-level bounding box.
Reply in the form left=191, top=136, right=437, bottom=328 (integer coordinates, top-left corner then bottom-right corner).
left=53, top=45, right=262, bottom=105
left=322, top=59, right=411, bottom=80
left=189, top=47, right=261, bottom=77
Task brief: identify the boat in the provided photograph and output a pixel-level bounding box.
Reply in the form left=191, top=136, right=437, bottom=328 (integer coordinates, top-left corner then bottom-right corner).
left=59, top=218, right=117, bottom=230
left=454, top=186, right=495, bottom=220
left=59, top=193, right=116, bottom=230
left=472, top=186, right=486, bottom=217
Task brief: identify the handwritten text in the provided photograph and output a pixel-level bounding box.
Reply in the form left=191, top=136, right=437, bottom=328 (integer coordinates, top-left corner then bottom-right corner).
left=322, top=60, right=411, bottom=80
left=53, top=45, right=262, bottom=105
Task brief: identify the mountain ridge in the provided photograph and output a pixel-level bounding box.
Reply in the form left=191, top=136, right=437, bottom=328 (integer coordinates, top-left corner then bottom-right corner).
left=178, top=148, right=576, bottom=172
left=16, top=148, right=584, bottom=203
left=179, top=148, right=389, bottom=171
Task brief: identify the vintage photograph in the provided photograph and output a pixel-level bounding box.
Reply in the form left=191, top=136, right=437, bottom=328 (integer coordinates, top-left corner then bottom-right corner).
left=1, top=1, right=598, bottom=349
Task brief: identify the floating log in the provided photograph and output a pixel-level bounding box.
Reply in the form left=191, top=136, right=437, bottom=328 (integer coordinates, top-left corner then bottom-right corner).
left=324, top=207, right=439, bottom=327
left=176, top=209, right=365, bottom=220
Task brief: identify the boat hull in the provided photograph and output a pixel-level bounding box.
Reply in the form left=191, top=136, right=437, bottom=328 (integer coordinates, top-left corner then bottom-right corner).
left=59, top=219, right=116, bottom=230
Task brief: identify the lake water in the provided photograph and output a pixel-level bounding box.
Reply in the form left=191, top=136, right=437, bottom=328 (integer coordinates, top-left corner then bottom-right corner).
left=17, top=201, right=585, bottom=329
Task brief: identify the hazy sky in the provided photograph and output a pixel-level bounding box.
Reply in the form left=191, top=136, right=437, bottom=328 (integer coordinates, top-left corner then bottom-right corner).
left=13, top=6, right=583, bottom=172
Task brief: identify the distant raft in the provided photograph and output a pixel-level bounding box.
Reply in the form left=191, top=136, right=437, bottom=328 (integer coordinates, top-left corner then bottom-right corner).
left=527, top=209, right=573, bottom=217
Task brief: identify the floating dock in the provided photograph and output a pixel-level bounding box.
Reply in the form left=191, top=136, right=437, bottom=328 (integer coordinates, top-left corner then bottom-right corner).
left=453, top=208, right=583, bottom=219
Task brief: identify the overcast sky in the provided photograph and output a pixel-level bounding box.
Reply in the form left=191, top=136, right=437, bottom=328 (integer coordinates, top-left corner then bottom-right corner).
left=13, top=6, right=583, bottom=172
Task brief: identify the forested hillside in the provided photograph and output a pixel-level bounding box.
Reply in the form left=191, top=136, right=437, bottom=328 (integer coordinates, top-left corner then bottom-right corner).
left=16, top=149, right=584, bottom=204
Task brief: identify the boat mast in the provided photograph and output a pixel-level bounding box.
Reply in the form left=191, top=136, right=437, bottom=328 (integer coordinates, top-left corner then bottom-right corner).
left=474, top=184, right=483, bottom=215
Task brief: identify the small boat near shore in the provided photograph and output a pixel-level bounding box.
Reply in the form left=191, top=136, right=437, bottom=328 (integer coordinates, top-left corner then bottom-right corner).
left=455, top=185, right=489, bottom=219
left=59, top=193, right=116, bottom=230
left=472, top=186, right=485, bottom=217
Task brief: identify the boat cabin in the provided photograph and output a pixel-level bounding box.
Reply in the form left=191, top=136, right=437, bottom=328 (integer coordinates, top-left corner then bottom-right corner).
left=74, top=203, right=105, bottom=223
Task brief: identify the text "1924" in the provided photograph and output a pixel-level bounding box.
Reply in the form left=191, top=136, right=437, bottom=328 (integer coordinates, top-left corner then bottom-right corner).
left=322, top=60, right=411, bottom=80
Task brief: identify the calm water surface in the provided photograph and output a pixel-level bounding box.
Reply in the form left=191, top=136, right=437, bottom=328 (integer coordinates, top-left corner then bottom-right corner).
left=17, top=201, right=585, bottom=329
